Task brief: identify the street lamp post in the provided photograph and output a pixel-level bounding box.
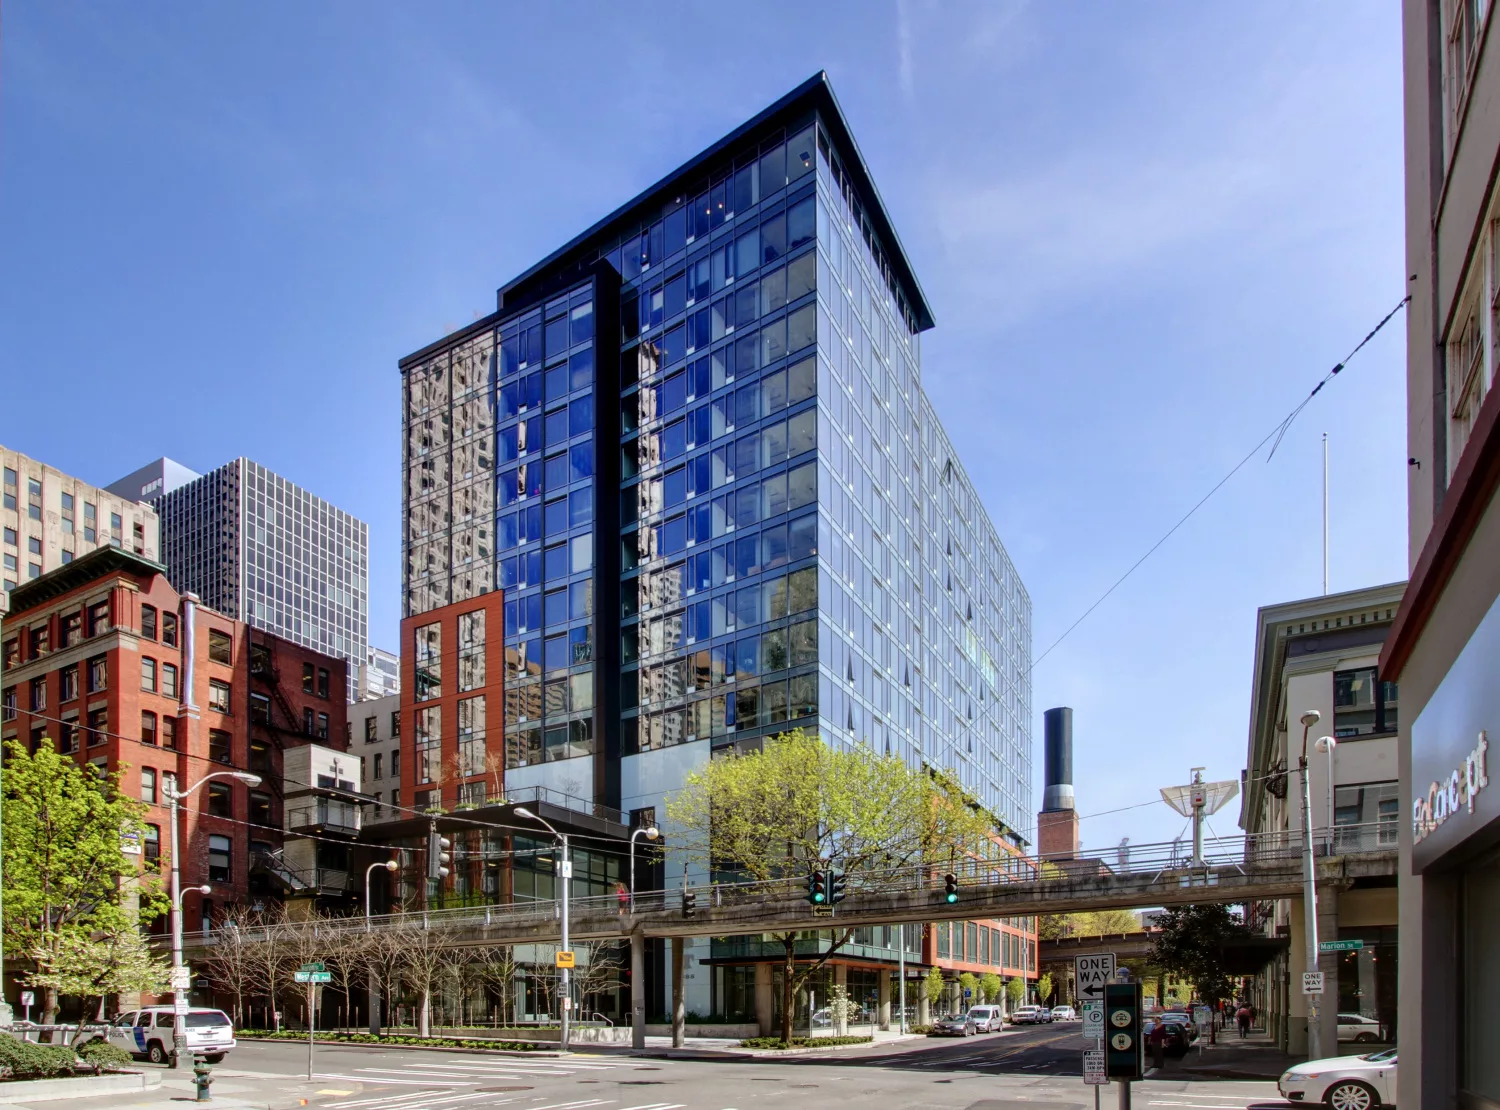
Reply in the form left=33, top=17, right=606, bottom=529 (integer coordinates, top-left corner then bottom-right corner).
left=628, top=825, right=660, bottom=914
left=1297, top=709, right=1323, bottom=1061
left=166, top=770, right=261, bottom=1068
left=516, top=807, right=570, bottom=1053
left=1315, top=736, right=1338, bottom=854
left=365, top=860, right=398, bottom=1035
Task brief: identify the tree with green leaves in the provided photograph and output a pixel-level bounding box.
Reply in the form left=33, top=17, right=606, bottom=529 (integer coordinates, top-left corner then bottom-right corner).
left=1036, top=971, right=1055, bottom=1006
left=667, top=729, right=993, bottom=1043
left=956, top=971, right=979, bottom=1008
left=1038, top=907, right=1142, bottom=941
left=922, top=966, right=945, bottom=1011
left=2, top=739, right=164, bottom=1024
left=1005, top=977, right=1025, bottom=1006
left=1148, top=904, right=1249, bottom=1011
left=979, top=972, right=1003, bottom=1004
left=29, top=922, right=168, bottom=1038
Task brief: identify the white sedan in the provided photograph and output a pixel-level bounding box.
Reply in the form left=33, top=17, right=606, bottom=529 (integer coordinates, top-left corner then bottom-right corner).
left=1279, top=1048, right=1396, bottom=1110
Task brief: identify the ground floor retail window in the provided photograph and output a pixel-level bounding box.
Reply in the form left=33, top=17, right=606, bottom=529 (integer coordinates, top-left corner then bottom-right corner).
left=1462, top=845, right=1500, bottom=1103
left=1334, top=925, right=1396, bottom=1044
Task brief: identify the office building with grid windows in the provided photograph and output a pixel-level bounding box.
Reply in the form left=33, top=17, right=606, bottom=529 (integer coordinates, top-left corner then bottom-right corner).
left=399, top=73, right=1032, bottom=1021
left=108, top=458, right=369, bottom=701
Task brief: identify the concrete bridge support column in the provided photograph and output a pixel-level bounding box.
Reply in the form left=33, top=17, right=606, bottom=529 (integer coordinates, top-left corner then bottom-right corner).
left=631, top=932, right=646, bottom=1050
left=877, top=968, right=891, bottom=1030
left=1314, top=885, right=1340, bottom=1057
left=754, top=963, right=774, bottom=1036
left=917, top=985, right=930, bottom=1028
left=671, top=938, right=685, bottom=1048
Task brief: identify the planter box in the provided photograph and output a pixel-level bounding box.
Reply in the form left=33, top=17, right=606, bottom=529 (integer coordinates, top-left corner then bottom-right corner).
left=0, top=1070, right=158, bottom=1104
left=644, top=1023, right=759, bottom=1039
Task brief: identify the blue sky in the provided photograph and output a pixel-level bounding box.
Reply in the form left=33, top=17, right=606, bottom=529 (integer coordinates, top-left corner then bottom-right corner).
left=0, top=3, right=1407, bottom=850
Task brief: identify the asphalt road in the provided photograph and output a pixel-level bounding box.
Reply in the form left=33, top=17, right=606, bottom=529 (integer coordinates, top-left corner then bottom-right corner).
left=24, top=1024, right=1297, bottom=1110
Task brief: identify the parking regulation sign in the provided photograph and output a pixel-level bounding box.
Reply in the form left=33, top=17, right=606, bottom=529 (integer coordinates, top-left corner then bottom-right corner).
left=1081, top=1000, right=1104, bottom=1044
left=1083, top=1048, right=1107, bottom=1085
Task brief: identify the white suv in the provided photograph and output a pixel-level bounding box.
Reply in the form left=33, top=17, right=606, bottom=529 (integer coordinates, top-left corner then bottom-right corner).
left=106, top=1007, right=235, bottom=1064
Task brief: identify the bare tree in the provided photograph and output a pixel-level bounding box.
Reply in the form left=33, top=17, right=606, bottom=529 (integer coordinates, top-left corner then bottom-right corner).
left=364, top=924, right=410, bottom=1034
left=324, top=925, right=373, bottom=1031
left=394, top=920, right=465, bottom=1037
left=572, top=941, right=625, bottom=1021
left=242, top=906, right=295, bottom=1032
left=197, top=905, right=258, bottom=1027
left=475, top=946, right=521, bottom=1025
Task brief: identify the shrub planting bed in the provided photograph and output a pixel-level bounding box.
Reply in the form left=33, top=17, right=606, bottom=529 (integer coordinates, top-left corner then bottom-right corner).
left=739, top=1035, right=874, bottom=1049
left=236, top=1030, right=544, bottom=1052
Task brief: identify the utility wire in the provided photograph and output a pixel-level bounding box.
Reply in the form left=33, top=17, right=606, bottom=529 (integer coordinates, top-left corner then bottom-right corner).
left=1031, top=295, right=1410, bottom=672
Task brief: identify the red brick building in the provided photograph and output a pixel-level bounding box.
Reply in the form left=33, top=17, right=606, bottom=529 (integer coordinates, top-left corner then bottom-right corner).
left=0, top=547, right=349, bottom=930
left=398, top=591, right=505, bottom=813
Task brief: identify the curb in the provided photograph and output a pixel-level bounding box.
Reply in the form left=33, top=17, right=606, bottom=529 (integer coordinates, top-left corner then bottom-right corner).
left=0, top=1069, right=159, bottom=1104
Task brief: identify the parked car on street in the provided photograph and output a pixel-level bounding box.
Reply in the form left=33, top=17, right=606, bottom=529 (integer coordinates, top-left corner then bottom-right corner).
left=1009, top=1005, right=1046, bottom=1025
left=105, top=1007, right=235, bottom=1064
left=1337, top=1013, right=1386, bottom=1044
left=1278, top=1048, right=1396, bottom=1110
left=1143, top=1019, right=1194, bottom=1057
left=929, top=1013, right=979, bottom=1037
left=1049, top=1005, right=1077, bottom=1021
left=965, top=1005, right=1003, bottom=1032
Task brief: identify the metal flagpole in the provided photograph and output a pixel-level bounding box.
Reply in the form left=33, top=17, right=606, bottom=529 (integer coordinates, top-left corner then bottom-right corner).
left=1322, top=433, right=1329, bottom=595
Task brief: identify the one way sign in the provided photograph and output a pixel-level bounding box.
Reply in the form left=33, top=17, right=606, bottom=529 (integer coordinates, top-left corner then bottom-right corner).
left=1075, top=953, right=1117, bottom=1001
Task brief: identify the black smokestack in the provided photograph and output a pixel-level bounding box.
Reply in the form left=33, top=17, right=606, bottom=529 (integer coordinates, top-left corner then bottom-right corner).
left=1043, top=707, right=1074, bottom=812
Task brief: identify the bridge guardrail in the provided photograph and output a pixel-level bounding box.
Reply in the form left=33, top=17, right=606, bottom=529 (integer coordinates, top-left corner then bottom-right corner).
left=165, top=822, right=1392, bottom=948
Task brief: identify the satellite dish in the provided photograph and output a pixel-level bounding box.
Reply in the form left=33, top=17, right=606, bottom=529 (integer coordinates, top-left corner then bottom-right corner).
left=1160, top=777, right=1238, bottom=817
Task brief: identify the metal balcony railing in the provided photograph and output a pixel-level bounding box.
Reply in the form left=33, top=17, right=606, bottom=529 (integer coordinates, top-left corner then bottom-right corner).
left=165, top=822, right=1394, bottom=949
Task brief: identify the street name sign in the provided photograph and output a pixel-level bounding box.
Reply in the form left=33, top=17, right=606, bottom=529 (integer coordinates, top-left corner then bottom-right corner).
left=1083, top=1048, right=1106, bottom=1085
left=1320, top=939, right=1364, bottom=953
left=299, top=962, right=325, bottom=973
left=555, top=950, right=576, bottom=969
left=1302, top=971, right=1325, bottom=995
left=294, top=971, right=331, bottom=984
left=1075, top=953, right=1116, bottom=1002
left=1081, top=1000, right=1104, bottom=1044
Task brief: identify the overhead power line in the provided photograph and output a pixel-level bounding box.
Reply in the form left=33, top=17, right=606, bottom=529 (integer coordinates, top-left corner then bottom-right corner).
left=1031, top=295, right=1410, bottom=672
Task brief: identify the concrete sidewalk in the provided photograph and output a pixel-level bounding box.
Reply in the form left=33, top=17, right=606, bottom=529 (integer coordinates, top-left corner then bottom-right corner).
left=1153, top=1027, right=1300, bottom=1081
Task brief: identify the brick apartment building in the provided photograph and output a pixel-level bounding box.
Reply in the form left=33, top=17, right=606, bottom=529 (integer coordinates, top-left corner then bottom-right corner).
left=399, top=591, right=506, bottom=815
left=0, top=547, right=350, bottom=935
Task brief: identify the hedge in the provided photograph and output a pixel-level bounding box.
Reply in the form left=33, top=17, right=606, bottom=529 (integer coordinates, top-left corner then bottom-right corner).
left=76, top=1040, right=133, bottom=1070
left=236, top=1030, right=543, bottom=1051
left=739, top=1035, right=874, bottom=1049
left=0, top=1036, right=78, bottom=1080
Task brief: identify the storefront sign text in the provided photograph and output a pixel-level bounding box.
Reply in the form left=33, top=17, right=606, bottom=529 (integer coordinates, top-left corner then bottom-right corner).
left=1413, top=730, right=1489, bottom=844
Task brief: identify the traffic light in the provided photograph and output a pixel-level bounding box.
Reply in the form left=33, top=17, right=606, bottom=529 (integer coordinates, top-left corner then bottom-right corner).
left=1104, top=982, right=1143, bottom=1079
left=829, top=870, right=847, bottom=904
left=943, top=873, right=959, bottom=903
left=427, top=826, right=452, bottom=882
left=807, top=869, right=828, bottom=904
left=683, top=887, right=697, bottom=918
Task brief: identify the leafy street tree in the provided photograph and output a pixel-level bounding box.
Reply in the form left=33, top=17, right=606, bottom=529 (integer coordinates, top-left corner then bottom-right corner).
left=957, top=971, right=979, bottom=1007
left=1036, top=971, right=1055, bottom=1006
left=29, top=922, right=168, bottom=1038
left=1005, top=976, right=1025, bottom=1006
left=1148, top=904, right=1250, bottom=1011
left=923, top=966, right=945, bottom=1012
left=668, top=729, right=993, bottom=1043
left=2, top=739, right=165, bottom=1024
left=979, top=972, right=1003, bottom=1004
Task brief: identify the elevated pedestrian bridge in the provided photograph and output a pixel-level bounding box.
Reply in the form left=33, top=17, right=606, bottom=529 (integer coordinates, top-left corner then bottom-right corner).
left=178, top=823, right=1395, bottom=952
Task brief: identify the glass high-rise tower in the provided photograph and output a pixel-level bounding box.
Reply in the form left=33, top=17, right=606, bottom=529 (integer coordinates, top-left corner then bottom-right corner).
left=400, top=73, right=1031, bottom=840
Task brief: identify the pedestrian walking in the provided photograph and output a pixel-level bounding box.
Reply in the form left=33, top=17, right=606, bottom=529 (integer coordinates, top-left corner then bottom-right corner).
left=1236, top=1003, right=1252, bottom=1038
left=1148, top=1020, right=1167, bottom=1071
left=616, top=881, right=630, bottom=915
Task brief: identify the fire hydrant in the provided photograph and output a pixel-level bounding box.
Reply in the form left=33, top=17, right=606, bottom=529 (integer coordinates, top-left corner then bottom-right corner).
left=192, top=1054, right=213, bottom=1102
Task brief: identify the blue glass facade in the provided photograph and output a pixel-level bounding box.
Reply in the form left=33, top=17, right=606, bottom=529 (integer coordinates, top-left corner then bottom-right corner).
left=400, top=74, right=1030, bottom=837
